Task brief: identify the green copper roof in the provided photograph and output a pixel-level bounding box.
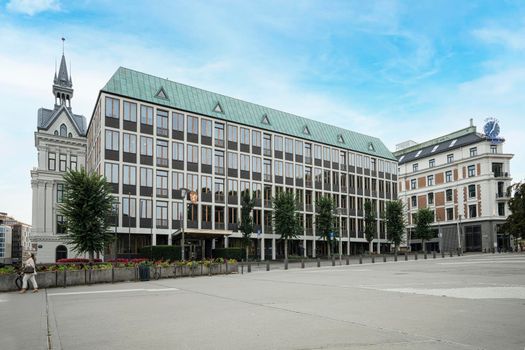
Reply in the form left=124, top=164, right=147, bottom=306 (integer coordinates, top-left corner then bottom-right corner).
left=102, top=67, right=396, bottom=160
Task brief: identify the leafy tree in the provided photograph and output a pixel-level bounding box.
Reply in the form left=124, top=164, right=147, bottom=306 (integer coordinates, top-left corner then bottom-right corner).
left=239, top=192, right=255, bottom=261
left=502, top=183, right=525, bottom=249
left=364, top=200, right=376, bottom=253
left=315, top=196, right=335, bottom=257
left=385, top=200, right=406, bottom=253
left=59, top=169, right=116, bottom=262
left=273, top=191, right=302, bottom=261
left=415, top=207, right=434, bottom=253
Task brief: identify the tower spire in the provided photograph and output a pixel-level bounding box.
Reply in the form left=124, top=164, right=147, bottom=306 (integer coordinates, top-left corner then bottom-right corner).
left=53, top=37, right=74, bottom=108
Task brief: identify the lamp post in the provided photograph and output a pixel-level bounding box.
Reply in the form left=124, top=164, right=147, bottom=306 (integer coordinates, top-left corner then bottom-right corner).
left=127, top=192, right=131, bottom=257
left=113, top=201, right=120, bottom=260
left=457, top=214, right=462, bottom=254
left=180, top=188, right=189, bottom=261
left=337, top=207, right=343, bottom=264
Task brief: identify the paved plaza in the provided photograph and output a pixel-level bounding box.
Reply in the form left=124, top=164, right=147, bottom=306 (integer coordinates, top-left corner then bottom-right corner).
left=1, top=253, right=524, bottom=350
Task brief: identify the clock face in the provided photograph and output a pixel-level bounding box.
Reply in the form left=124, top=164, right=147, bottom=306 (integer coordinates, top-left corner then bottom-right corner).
left=483, top=119, right=500, bottom=138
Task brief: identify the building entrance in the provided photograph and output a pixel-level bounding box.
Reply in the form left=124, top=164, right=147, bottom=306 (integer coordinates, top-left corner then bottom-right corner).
left=464, top=225, right=482, bottom=252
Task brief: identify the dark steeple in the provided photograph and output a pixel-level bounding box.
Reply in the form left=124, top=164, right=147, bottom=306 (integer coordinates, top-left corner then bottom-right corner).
left=52, top=38, right=74, bottom=109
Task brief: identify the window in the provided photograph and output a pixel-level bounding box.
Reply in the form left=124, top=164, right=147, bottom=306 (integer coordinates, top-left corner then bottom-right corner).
left=227, top=125, right=237, bottom=142
left=264, top=160, right=272, bottom=181
left=285, top=138, right=293, bottom=154
left=240, top=154, right=250, bottom=171
left=123, top=165, right=136, bottom=185
left=469, top=204, right=477, bottom=218
left=140, top=167, right=153, bottom=187
left=172, top=172, right=183, bottom=190
left=446, top=189, right=453, bottom=202
left=123, top=101, right=137, bottom=122
left=252, top=156, right=261, bottom=173
left=446, top=208, right=454, bottom=221
left=286, top=162, right=294, bottom=178
left=332, top=149, right=339, bottom=164
left=410, top=179, right=416, bottom=190
left=48, top=152, right=56, bottom=170
left=323, top=147, right=330, bottom=162
left=60, top=124, right=67, bottom=137
left=305, top=143, right=312, bottom=161
left=201, top=176, right=212, bottom=194
left=274, top=136, right=283, bottom=152
left=411, top=196, right=417, bottom=207
left=201, top=119, right=212, bottom=137
left=413, top=163, right=418, bottom=172
left=122, top=197, right=136, bottom=218
left=491, top=145, right=497, bottom=154
left=295, top=141, right=303, bottom=156
left=263, top=134, right=271, bottom=155
left=140, top=136, right=153, bottom=156
left=215, top=150, right=224, bottom=175
left=201, top=147, right=212, bottom=165
left=295, top=164, right=303, bottom=180
left=105, top=97, right=119, bottom=118
left=187, top=144, right=199, bottom=163
left=427, top=175, right=434, bottom=186
left=428, top=192, right=434, bottom=205
left=314, top=145, right=322, bottom=160
left=468, top=165, right=475, bottom=177
left=156, top=110, right=169, bottom=136
left=70, top=155, right=77, bottom=171
left=59, top=154, right=67, bottom=172
left=156, top=201, right=168, bottom=228
left=187, top=116, right=198, bottom=134
left=445, top=170, right=452, bottom=183
left=252, top=130, right=261, bottom=147
left=172, top=112, right=184, bottom=132
left=468, top=184, right=476, bottom=198
left=187, top=174, right=198, bottom=192
left=228, top=179, right=238, bottom=197
left=215, top=122, right=225, bottom=146
left=104, top=162, right=119, bottom=183
left=469, top=147, right=477, bottom=157
left=140, top=199, right=152, bottom=219
left=56, top=184, right=64, bottom=203
left=431, top=145, right=439, bottom=153
left=156, top=140, right=168, bottom=166
left=240, top=128, right=250, bottom=145
left=447, top=154, right=454, bottom=163
left=240, top=181, right=250, bottom=196
left=172, top=142, right=184, bottom=161
left=105, top=130, right=119, bottom=151
left=56, top=215, right=66, bottom=234
left=140, top=105, right=153, bottom=125
left=498, top=202, right=505, bottom=216
left=172, top=202, right=183, bottom=222
left=202, top=205, right=212, bottom=224
left=215, top=179, right=224, bottom=200
left=449, top=139, right=457, bottom=147
left=156, top=170, right=168, bottom=197
left=228, top=152, right=238, bottom=169
left=429, top=159, right=435, bottom=168
left=274, top=160, right=283, bottom=176
left=123, top=133, right=136, bottom=154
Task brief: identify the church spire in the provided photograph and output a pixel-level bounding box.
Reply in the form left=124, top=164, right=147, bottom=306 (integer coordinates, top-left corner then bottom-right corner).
left=52, top=38, right=74, bottom=108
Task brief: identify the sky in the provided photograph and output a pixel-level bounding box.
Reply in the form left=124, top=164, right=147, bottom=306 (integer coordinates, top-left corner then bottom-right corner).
left=0, top=0, right=524, bottom=225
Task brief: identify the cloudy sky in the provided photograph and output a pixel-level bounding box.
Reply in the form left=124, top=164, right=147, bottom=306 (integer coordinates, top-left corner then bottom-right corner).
left=1, top=0, right=524, bottom=224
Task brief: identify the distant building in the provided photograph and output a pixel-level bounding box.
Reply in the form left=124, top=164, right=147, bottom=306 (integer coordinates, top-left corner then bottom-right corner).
left=395, top=120, right=513, bottom=252
left=0, top=212, right=30, bottom=264
left=29, top=51, right=88, bottom=263
left=0, top=225, right=12, bottom=264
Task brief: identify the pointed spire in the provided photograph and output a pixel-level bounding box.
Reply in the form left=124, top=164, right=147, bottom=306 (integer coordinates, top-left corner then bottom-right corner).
left=52, top=37, right=74, bottom=108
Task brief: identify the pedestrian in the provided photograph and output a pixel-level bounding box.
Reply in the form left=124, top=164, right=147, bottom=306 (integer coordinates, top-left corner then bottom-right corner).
left=20, top=253, right=38, bottom=294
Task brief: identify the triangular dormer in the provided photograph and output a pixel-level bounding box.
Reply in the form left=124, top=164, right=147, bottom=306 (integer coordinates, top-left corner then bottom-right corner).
left=155, top=87, right=169, bottom=100
left=303, top=125, right=311, bottom=135
left=368, top=142, right=375, bottom=152
left=214, top=102, right=224, bottom=113
left=337, top=134, right=345, bottom=144
left=261, top=114, right=270, bottom=125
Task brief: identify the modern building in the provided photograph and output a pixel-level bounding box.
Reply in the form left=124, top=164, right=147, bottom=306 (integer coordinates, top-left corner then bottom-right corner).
left=0, top=225, right=12, bottom=264
left=30, top=52, right=88, bottom=263
left=395, top=120, right=513, bottom=253
left=0, top=212, right=30, bottom=264
left=86, top=67, right=398, bottom=260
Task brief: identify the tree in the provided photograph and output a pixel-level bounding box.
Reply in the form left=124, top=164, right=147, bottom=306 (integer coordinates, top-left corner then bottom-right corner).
left=59, top=169, right=116, bottom=262
left=315, top=196, right=335, bottom=257
left=415, top=207, right=434, bottom=253
left=501, top=183, right=525, bottom=242
left=364, top=200, right=376, bottom=253
left=239, top=192, right=255, bottom=261
left=273, top=191, right=301, bottom=261
left=385, top=200, right=405, bottom=253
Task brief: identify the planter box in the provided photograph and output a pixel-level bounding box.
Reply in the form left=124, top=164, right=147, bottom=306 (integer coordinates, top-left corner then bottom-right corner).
left=113, top=267, right=137, bottom=282
left=159, top=267, right=174, bottom=278
left=90, top=269, right=112, bottom=284
left=37, top=271, right=60, bottom=288
left=0, top=274, right=18, bottom=292
left=66, top=270, right=86, bottom=286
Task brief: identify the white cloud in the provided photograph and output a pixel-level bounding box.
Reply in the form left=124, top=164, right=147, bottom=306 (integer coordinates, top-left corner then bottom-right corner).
left=6, top=0, right=60, bottom=16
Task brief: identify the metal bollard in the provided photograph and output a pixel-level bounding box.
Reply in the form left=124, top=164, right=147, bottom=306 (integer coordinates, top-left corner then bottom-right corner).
left=372, top=256, right=375, bottom=263
left=248, top=262, right=251, bottom=273
left=359, top=255, right=363, bottom=264
left=332, top=256, right=335, bottom=266
left=383, top=255, right=386, bottom=263
left=394, top=254, right=398, bottom=262
left=266, top=261, right=270, bottom=271
left=241, top=264, right=244, bottom=274
left=301, top=259, right=305, bottom=269
left=415, top=252, right=418, bottom=260
left=424, top=252, right=427, bottom=260
left=441, top=251, right=445, bottom=258
left=284, top=259, right=288, bottom=270
left=404, top=253, right=408, bottom=261
left=317, top=258, right=321, bottom=267
left=346, top=256, right=349, bottom=265
left=433, top=251, right=436, bottom=259
left=457, top=249, right=461, bottom=257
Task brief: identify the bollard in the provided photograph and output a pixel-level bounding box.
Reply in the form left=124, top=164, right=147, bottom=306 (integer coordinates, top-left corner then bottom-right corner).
left=404, top=253, right=408, bottom=261
left=372, top=256, right=375, bottom=263
left=241, top=264, right=244, bottom=274
left=424, top=252, right=427, bottom=260
left=346, top=256, right=349, bottom=265
left=248, top=262, right=251, bottom=273
left=457, top=249, right=461, bottom=257
left=492, top=248, right=495, bottom=254
left=284, top=259, right=288, bottom=270
left=301, top=259, right=305, bottom=269
left=317, top=258, right=321, bottom=267
left=332, top=256, right=335, bottom=266
left=266, top=261, right=270, bottom=271
left=383, top=255, right=387, bottom=263
left=433, top=251, right=436, bottom=259
left=441, top=251, right=445, bottom=258
left=415, top=252, right=418, bottom=260
left=359, top=255, right=363, bottom=264
left=394, top=254, right=398, bottom=262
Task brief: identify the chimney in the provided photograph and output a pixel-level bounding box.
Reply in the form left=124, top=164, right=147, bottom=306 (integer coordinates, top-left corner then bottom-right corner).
left=469, top=118, right=473, bottom=127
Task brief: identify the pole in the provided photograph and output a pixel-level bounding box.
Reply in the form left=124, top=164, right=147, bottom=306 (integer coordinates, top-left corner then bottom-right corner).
left=338, top=209, right=342, bottom=264
left=128, top=192, right=131, bottom=257
left=182, top=190, right=186, bottom=261
left=457, top=215, right=462, bottom=254
left=114, top=202, right=118, bottom=259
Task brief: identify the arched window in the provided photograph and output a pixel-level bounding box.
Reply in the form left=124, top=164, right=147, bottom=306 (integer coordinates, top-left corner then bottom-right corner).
left=60, top=124, right=67, bottom=137
left=56, top=245, right=68, bottom=261
left=68, top=133, right=73, bottom=138
left=54, top=130, right=59, bottom=135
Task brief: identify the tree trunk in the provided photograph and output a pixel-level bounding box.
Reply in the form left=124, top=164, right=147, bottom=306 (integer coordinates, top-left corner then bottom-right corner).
left=422, top=240, right=426, bottom=254
left=88, top=251, right=95, bottom=263
left=369, top=241, right=373, bottom=254
left=284, top=238, right=288, bottom=261
left=245, top=245, right=249, bottom=262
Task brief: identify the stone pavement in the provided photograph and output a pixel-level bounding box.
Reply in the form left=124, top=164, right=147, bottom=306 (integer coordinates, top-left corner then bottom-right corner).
left=1, top=253, right=524, bottom=350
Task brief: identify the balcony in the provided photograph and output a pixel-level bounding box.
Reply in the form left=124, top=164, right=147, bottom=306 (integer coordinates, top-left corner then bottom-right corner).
left=156, top=219, right=168, bottom=229
left=496, top=192, right=511, bottom=200
left=493, top=171, right=510, bottom=178
left=156, top=157, right=168, bottom=167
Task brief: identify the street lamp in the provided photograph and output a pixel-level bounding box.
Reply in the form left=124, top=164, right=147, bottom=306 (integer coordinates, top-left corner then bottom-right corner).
left=113, top=201, right=120, bottom=260
left=127, top=192, right=131, bottom=256
left=457, top=214, right=462, bottom=254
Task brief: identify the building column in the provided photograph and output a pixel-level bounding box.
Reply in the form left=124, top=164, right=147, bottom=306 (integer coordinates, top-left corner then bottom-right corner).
left=272, top=237, right=276, bottom=260
left=45, top=183, right=54, bottom=234
left=31, top=180, right=39, bottom=234
left=37, top=182, right=46, bottom=234
left=225, top=236, right=229, bottom=248
left=260, top=234, right=265, bottom=261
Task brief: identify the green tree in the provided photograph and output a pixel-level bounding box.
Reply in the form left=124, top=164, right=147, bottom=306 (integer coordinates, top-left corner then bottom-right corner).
left=501, top=182, right=525, bottom=241
left=385, top=200, right=406, bottom=253
left=364, top=200, right=376, bottom=253
left=315, top=196, right=335, bottom=257
left=59, top=169, right=116, bottom=262
left=239, top=192, right=255, bottom=261
left=273, top=191, right=301, bottom=261
left=415, top=207, right=434, bottom=253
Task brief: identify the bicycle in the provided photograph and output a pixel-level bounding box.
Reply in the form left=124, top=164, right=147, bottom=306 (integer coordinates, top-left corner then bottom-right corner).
left=15, top=270, right=23, bottom=290
left=151, top=266, right=161, bottom=280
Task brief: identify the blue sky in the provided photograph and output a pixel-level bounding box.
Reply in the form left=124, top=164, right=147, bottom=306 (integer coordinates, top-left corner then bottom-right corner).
left=1, top=0, right=524, bottom=224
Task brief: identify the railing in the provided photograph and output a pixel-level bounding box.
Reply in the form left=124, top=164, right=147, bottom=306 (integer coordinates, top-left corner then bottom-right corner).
left=215, top=223, right=225, bottom=230
left=156, top=219, right=168, bottom=229
left=156, top=158, right=168, bottom=167
left=263, top=148, right=272, bottom=157
left=496, top=192, right=511, bottom=199
left=215, top=194, right=225, bottom=202
left=156, top=188, right=168, bottom=197
left=494, top=172, right=509, bottom=178
left=215, top=166, right=224, bottom=175
left=157, top=127, right=169, bottom=137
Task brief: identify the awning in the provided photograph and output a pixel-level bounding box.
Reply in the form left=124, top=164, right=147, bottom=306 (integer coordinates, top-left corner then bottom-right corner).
left=171, top=229, right=232, bottom=239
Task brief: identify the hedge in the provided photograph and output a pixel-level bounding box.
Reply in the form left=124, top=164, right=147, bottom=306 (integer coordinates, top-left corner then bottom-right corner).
left=212, top=248, right=244, bottom=260
left=139, top=245, right=182, bottom=261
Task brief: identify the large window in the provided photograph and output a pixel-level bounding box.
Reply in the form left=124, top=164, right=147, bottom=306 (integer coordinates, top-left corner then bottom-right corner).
left=447, top=154, right=454, bottom=164
left=48, top=152, right=56, bottom=171
left=468, top=184, right=476, bottom=198
left=228, top=152, right=238, bottom=169
left=323, top=147, right=330, bottom=162
left=172, top=172, right=183, bottom=190
left=446, top=208, right=454, bottom=220
left=240, top=154, right=250, bottom=171
left=468, top=165, right=476, bottom=177
left=172, top=142, right=184, bottom=161
left=105, top=97, right=119, bottom=118
left=252, top=131, right=261, bottom=147
left=411, top=195, right=417, bottom=207
left=123, top=133, right=136, bottom=154
left=122, top=197, right=136, bottom=218
left=156, top=110, right=169, bottom=136
left=140, top=199, right=152, bottom=219
left=228, top=179, right=238, bottom=197
left=295, top=164, right=303, bottom=180
left=228, top=125, right=237, bottom=142
left=427, top=175, right=434, bottom=186
left=446, top=189, right=453, bottom=202
left=156, top=201, right=168, bottom=228
left=215, top=122, right=225, bottom=146
left=201, top=147, right=212, bottom=165
left=295, top=141, right=303, bottom=156
left=140, top=105, right=153, bottom=125
left=59, top=154, right=67, bottom=172
left=410, top=179, right=416, bottom=190
left=123, top=165, right=136, bottom=185
left=429, top=159, right=435, bottom=168
left=56, top=184, right=64, bottom=203
left=140, top=167, right=153, bottom=187
left=274, top=160, right=283, bottom=176
left=56, top=215, right=66, bottom=234
left=314, top=145, right=322, bottom=160
left=305, top=143, right=312, bottom=161
left=445, top=170, right=452, bottom=183
left=263, top=134, right=271, bottom=155
left=187, top=174, right=198, bottom=192
left=156, top=170, right=168, bottom=197
left=201, top=119, right=212, bottom=137
left=264, top=159, right=272, bottom=181
left=274, top=136, right=283, bottom=152
left=70, top=155, right=77, bottom=171
left=286, top=162, right=293, bottom=178
left=187, top=115, right=198, bottom=134
left=105, top=130, right=119, bottom=151
left=215, top=151, right=224, bottom=175
left=172, top=112, right=184, bottom=132
left=413, top=163, right=418, bottom=172
left=187, top=144, right=198, bottom=163
left=104, top=162, right=119, bottom=183
left=156, top=140, right=168, bottom=166
left=240, top=128, right=250, bottom=145
left=201, top=176, right=212, bottom=194
left=123, top=101, right=137, bottom=122
left=252, top=156, right=261, bottom=173
left=140, top=136, right=153, bottom=156
left=285, top=138, right=293, bottom=154
left=469, top=204, right=477, bottom=218
left=470, top=147, right=477, bottom=157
